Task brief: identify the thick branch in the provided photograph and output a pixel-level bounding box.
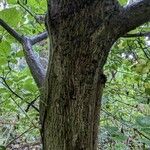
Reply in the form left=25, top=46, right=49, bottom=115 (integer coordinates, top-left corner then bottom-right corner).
left=22, top=37, right=45, bottom=88
left=0, top=18, right=46, bottom=88
left=111, top=0, right=150, bottom=37
left=30, top=32, right=48, bottom=45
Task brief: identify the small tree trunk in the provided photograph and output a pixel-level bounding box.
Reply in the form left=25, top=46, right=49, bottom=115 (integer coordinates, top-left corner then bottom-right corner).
left=40, top=1, right=119, bottom=149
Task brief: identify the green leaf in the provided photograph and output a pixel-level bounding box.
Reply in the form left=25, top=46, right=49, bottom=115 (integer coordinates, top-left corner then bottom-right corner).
left=0, top=57, right=7, bottom=65
left=23, top=78, right=37, bottom=92
left=136, top=116, right=150, bottom=127
left=104, top=126, right=119, bottom=134
left=0, top=41, right=11, bottom=56
left=141, top=127, right=150, bottom=135
left=7, top=0, right=17, bottom=4
left=134, top=64, right=145, bottom=74
left=0, top=146, right=6, bottom=150
left=111, top=133, right=127, bottom=142
left=10, top=58, right=18, bottom=64
left=0, top=88, right=7, bottom=93
left=0, top=7, right=21, bottom=27
left=114, top=143, right=127, bottom=150
left=139, top=139, right=150, bottom=146
left=145, top=88, right=150, bottom=95
left=16, top=50, right=24, bottom=57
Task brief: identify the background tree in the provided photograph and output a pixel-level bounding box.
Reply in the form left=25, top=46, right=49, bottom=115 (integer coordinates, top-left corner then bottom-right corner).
left=0, top=0, right=150, bottom=150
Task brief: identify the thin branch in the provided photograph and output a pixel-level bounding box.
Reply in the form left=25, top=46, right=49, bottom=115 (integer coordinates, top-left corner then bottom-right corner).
left=6, top=126, right=34, bottom=148
left=0, top=76, right=24, bottom=100
left=114, top=99, right=137, bottom=109
left=17, top=0, right=34, bottom=17
left=25, top=95, right=40, bottom=112
left=136, top=38, right=150, bottom=59
left=102, top=108, right=131, bottom=127
left=17, top=0, right=45, bottom=25
left=10, top=96, right=37, bottom=128
left=123, top=32, right=150, bottom=38
left=134, top=128, right=150, bottom=141
left=30, top=32, right=48, bottom=45
left=0, top=76, right=39, bottom=112
left=0, top=19, right=23, bottom=43
left=17, top=0, right=41, bottom=24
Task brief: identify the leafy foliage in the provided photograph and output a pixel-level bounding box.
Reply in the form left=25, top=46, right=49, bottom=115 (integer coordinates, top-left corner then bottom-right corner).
left=0, top=0, right=46, bottom=149
left=100, top=32, right=150, bottom=149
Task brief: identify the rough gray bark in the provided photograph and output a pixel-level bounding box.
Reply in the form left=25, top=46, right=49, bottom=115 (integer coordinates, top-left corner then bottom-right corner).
left=40, top=0, right=150, bottom=149
left=41, top=1, right=119, bottom=150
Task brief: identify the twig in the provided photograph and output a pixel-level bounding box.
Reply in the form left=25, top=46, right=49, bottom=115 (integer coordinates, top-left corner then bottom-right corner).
left=17, top=0, right=45, bottom=25
left=17, top=0, right=38, bottom=22
left=6, top=126, right=34, bottom=147
left=137, top=38, right=150, bottom=59
left=0, top=76, right=24, bottom=100
left=134, top=128, right=150, bottom=141
left=123, top=32, right=150, bottom=38
left=25, top=95, right=40, bottom=112
left=102, top=108, right=132, bottom=127
left=4, top=60, right=12, bottom=79
left=0, top=76, right=39, bottom=112
left=10, top=96, right=37, bottom=128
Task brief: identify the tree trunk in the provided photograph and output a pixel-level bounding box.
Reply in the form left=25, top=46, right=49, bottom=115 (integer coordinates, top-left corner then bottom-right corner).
left=40, top=1, right=120, bottom=150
